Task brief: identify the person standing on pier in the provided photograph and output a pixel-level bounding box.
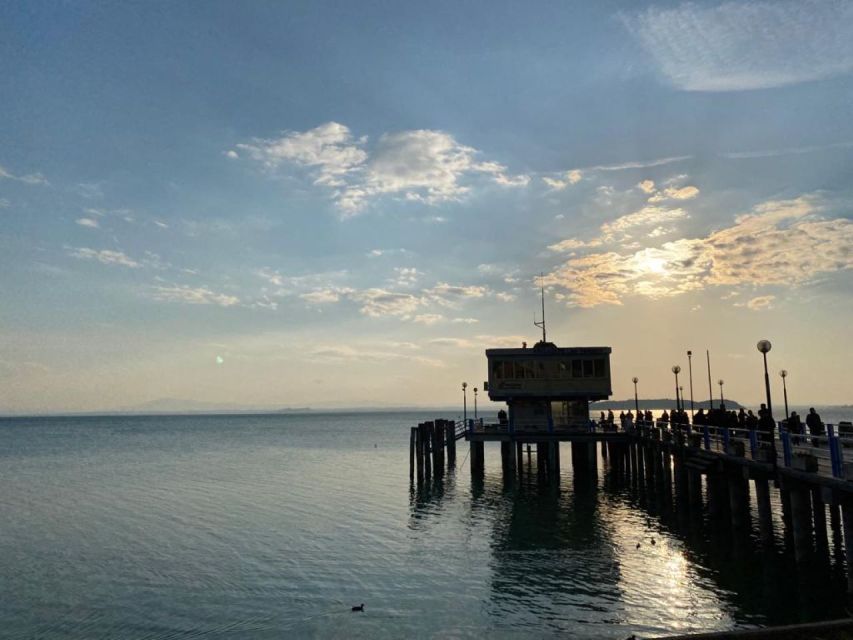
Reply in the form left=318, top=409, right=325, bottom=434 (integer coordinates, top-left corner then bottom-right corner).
left=807, top=408, right=824, bottom=444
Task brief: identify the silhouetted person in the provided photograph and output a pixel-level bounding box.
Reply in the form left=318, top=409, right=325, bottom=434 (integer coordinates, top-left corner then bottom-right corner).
left=806, top=407, right=824, bottom=438
left=660, top=410, right=669, bottom=424
left=746, top=410, right=758, bottom=431
left=788, top=411, right=803, bottom=444
left=757, top=403, right=775, bottom=442
left=644, top=409, right=653, bottom=424
left=498, top=409, right=508, bottom=426
left=607, top=410, right=615, bottom=426
left=738, top=408, right=747, bottom=428
left=694, top=408, right=706, bottom=426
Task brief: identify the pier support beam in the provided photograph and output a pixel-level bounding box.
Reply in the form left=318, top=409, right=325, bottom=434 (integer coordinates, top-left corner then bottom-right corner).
left=470, top=441, right=485, bottom=477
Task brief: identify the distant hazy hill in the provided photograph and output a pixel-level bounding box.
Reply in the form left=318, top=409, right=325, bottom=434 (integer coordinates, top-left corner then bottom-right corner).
left=117, top=398, right=309, bottom=414
left=592, top=398, right=744, bottom=410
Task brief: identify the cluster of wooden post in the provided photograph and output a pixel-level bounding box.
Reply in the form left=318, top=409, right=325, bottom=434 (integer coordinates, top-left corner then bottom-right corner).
left=606, top=431, right=853, bottom=595
left=409, top=419, right=457, bottom=483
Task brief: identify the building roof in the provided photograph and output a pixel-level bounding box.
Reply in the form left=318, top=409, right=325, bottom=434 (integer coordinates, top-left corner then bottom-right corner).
left=486, top=342, right=611, bottom=357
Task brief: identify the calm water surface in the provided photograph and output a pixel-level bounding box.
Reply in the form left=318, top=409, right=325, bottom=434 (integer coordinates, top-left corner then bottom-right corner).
left=1, top=412, right=849, bottom=638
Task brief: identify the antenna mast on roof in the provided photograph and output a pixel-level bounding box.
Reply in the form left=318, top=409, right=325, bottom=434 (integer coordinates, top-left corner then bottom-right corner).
left=533, top=272, right=547, bottom=343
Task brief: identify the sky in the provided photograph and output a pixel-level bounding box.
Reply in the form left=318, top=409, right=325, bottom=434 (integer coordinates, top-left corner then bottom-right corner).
left=1, top=0, right=852, bottom=413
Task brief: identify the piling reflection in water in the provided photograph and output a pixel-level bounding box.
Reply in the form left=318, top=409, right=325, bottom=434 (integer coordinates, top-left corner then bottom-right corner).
left=410, top=439, right=850, bottom=636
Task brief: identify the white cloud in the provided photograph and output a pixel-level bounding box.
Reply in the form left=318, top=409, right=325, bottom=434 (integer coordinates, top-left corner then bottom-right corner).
left=494, top=173, right=531, bottom=187
left=235, top=122, right=367, bottom=189
left=75, top=218, right=100, bottom=228
left=624, top=1, right=853, bottom=91
left=310, top=344, right=444, bottom=368
left=150, top=285, right=240, bottom=307
left=412, top=313, right=444, bottom=325
left=545, top=195, right=852, bottom=307
left=637, top=180, right=656, bottom=194
left=391, top=267, right=421, bottom=286
left=648, top=185, right=699, bottom=203
left=542, top=169, right=583, bottom=191
left=300, top=289, right=344, bottom=304
left=69, top=248, right=140, bottom=268
left=495, top=292, right=517, bottom=302
left=746, top=295, right=776, bottom=311
left=353, top=288, right=424, bottom=318
left=235, top=123, right=525, bottom=215
left=429, top=337, right=475, bottom=348
left=0, top=164, right=48, bottom=186
left=225, top=150, right=239, bottom=159
left=600, top=206, right=688, bottom=237
left=451, top=317, right=479, bottom=324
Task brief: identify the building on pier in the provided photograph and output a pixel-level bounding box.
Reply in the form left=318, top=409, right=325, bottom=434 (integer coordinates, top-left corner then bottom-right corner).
left=484, top=341, right=613, bottom=433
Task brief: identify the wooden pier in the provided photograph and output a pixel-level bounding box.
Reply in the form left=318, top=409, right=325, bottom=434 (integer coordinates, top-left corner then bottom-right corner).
left=409, top=417, right=853, bottom=596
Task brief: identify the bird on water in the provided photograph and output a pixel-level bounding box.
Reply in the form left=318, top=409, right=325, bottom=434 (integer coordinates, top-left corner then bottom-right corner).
left=352, top=604, right=364, bottom=612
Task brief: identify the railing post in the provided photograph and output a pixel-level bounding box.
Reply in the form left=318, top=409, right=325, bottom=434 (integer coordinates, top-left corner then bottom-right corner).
left=722, top=427, right=730, bottom=453
left=749, top=429, right=758, bottom=459
left=781, top=430, right=792, bottom=467
left=703, top=424, right=710, bottom=451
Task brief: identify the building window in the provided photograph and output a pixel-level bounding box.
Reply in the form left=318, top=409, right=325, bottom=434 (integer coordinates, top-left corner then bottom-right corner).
left=583, top=359, right=594, bottom=377
left=594, top=359, right=605, bottom=377
left=572, top=359, right=582, bottom=377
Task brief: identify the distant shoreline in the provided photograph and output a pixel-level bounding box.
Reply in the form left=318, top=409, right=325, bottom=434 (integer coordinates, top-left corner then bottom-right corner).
left=2, top=400, right=851, bottom=420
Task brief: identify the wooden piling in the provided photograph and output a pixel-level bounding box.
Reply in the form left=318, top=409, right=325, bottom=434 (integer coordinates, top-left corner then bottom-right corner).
left=754, top=477, right=775, bottom=547
left=445, top=422, right=456, bottom=466
left=843, top=502, right=853, bottom=594
left=415, top=423, right=424, bottom=483
left=812, top=488, right=829, bottom=556
left=789, top=484, right=814, bottom=564
left=409, top=427, right=416, bottom=480
left=516, top=442, right=524, bottom=476
left=687, top=468, right=703, bottom=514
left=422, top=423, right=432, bottom=481
left=728, top=468, right=750, bottom=532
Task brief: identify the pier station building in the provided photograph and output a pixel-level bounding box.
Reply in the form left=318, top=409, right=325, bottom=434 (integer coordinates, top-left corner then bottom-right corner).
left=485, top=341, right=612, bottom=433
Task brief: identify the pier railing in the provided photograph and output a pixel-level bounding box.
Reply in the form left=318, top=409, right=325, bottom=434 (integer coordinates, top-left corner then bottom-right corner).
left=629, top=419, right=853, bottom=482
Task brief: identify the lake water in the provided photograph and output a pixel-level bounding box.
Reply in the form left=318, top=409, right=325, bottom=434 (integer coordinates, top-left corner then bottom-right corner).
left=1, top=411, right=851, bottom=639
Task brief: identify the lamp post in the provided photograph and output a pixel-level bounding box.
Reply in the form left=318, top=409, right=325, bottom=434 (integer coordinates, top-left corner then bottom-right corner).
left=679, top=386, right=684, bottom=414
left=632, top=377, right=639, bottom=416
left=718, top=379, right=725, bottom=409
left=687, top=350, right=695, bottom=417
left=756, top=339, right=778, bottom=465
left=779, top=370, right=789, bottom=420
left=473, top=386, right=478, bottom=420
left=672, top=365, right=681, bottom=412
left=462, top=382, right=468, bottom=423
left=757, top=340, right=773, bottom=419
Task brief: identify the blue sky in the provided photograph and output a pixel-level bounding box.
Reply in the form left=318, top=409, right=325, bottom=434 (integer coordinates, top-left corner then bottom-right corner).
left=2, top=0, right=852, bottom=412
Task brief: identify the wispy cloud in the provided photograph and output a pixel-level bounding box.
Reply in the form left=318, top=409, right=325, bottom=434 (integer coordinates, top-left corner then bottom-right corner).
left=150, top=285, right=240, bottom=307
left=623, top=1, right=853, bottom=91
left=69, top=247, right=140, bottom=268
left=75, top=218, right=100, bottom=229
left=0, top=164, right=49, bottom=186
left=546, top=196, right=852, bottom=307
left=588, top=155, right=692, bottom=172
left=233, top=122, right=528, bottom=216
left=745, top=295, right=776, bottom=311
left=722, top=140, right=853, bottom=159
